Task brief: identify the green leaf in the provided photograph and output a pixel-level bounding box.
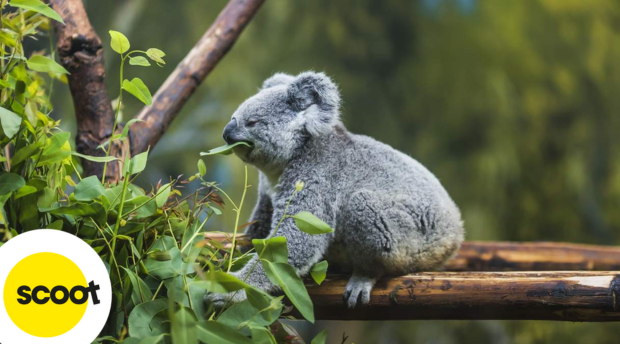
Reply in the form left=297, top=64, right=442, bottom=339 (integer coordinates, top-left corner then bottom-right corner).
left=261, top=260, right=314, bottom=323
left=123, top=78, right=152, bottom=105
left=136, top=335, right=166, bottom=344
left=0, top=172, right=25, bottom=195
left=14, top=185, right=37, bottom=200
left=146, top=48, right=166, bottom=65
left=26, top=55, right=69, bottom=74
left=291, top=211, right=334, bottom=234
left=193, top=268, right=250, bottom=294
left=109, top=30, right=130, bottom=54
left=200, top=142, right=253, bottom=156
left=74, top=176, right=105, bottom=201
left=311, top=329, right=328, bottom=344
left=121, top=118, right=144, bottom=139
left=155, top=183, right=171, bottom=208
left=197, top=159, right=206, bottom=177
left=125, top=150, right=149, bottom=175
left=197, top=321, right=253, bottom=344
left=245, top=287, right=282, bottom=324
left=251, top=327, right=277, bottom=344
left=10, top=141, right=41, bottom=166
left=310, top=260, right=328, bottom=285
left=252, top=236, right=288, bottom=263
left=144, top=247, right=182, bottom=279
left=121, top=267, right=153, bottom=305
left=9, top=0, right=65, bottom=24
left=128, top=299, right=168, bottom=338
left=0, top=107, right=22, bottom=138
left=171, top=307, right=198, bottom=344
left=45, top=202, right=106, bottom=226
left=71, top=152, right=118, bottom=163
left=129, top=56, right=151, bottom=67
left=47, top=219, right=63, bottom=230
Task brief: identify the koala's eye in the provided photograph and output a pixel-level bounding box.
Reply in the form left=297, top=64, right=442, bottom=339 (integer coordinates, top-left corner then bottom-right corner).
left=246, top=118, right=260, bottom=128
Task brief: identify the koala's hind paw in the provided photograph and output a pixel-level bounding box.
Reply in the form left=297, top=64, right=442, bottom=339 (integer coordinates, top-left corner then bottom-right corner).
left=343, top=275, right=376, bottom=309
left=205, top=289, right=247, bottom=310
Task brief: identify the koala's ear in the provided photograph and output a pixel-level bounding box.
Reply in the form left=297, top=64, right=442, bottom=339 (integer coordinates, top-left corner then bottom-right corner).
left=287, top=71, right=341, bottom=113
left=287, top=71, right=341, bottom=136
left=261, top=73, right=294, bottom=89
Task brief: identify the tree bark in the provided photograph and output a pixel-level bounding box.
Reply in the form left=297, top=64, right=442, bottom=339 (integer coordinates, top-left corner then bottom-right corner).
left=50, top=0, right=122, bottom=180
left=304, top=271, right=620, bottom=321
left=204, top=233, right=620, bottom=271
left=129, top=0, right=266, bottom=154
left=50, top=0, right=265, bottom=180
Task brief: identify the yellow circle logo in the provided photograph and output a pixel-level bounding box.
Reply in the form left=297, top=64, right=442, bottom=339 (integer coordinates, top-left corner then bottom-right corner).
left=3, top=252, right=88, bottom=338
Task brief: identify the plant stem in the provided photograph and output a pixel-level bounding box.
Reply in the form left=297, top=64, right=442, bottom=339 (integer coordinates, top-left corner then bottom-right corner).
left=227, top=165, right=248, bottom=272
left=109, top=171, right=130, bottom=266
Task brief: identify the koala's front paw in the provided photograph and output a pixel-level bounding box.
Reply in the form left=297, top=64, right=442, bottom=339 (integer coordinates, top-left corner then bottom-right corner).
left=343, top=275, right=376, bottom=309
left=205, top=289, right=247, bottom=309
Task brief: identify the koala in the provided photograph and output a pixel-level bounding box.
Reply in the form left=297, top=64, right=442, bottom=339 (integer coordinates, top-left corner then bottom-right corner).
left=206, top=71, right=464, bottom=309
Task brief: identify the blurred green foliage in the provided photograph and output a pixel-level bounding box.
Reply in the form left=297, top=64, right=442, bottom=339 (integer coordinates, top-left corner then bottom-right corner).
left=46, top=0, right=620, bottom=343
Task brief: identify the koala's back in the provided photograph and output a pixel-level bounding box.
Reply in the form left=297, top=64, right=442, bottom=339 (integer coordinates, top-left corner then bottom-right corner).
left=318, top=130, right=464, bottom=275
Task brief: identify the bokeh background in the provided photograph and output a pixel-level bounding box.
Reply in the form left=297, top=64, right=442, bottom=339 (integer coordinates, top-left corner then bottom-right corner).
left=50, top=0, right=620, bottom=343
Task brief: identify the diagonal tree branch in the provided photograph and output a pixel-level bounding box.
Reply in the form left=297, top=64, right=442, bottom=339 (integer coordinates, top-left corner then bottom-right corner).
left=129, top=0, right=266, bottom=154
left=50, top=0, right=265, bottom=180
left=50, top=0, right=123, bottom=180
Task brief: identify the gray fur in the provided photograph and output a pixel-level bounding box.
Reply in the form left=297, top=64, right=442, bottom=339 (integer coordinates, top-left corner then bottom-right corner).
left=207, top=71, right=464, bottom=309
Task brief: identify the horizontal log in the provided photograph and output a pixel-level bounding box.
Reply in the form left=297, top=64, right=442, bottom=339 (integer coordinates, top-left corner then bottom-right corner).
left=204, top=233, right=620, bottom=271
left=306, top=271, right=620, bottom=321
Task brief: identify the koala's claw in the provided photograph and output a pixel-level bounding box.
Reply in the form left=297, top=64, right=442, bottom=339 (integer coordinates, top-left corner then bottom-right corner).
left=343, top=275, right=376, bottom=309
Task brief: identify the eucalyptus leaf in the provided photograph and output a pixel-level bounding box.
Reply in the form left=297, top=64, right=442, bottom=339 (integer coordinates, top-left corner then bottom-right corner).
left=251, top=327, right=278, bottom=344
left=0, top=107, right=22, bottom=138
left=252, top=236, right=288, bottom=263
left=14, top=185, right=37, bottom=200
left=155, top=183, right=171, bottom=208
left=200, top=141, right=252, bottom=156
left=146, top=48, right=166, bottom=65
left=9, top=0, right=65, bottom=24
left=311, top=329, right=328, bottom=344
left=197, top=159, right=206, bottom=177
left=72, top=152, right=118, bottom=163
left=193, top=268, right=250, bottom=294
left=109, top=30, right=130, bottom=54
left=128, top=299, right=168, bottom=338
left=45, top=202, right=106, bottom=226
left=197, top=321, right=253, bottom=344
left=125, top=150, right=149, bottom=175
left=171, top=307, right=198, bottom=344
left=310, top=260, right=328, bottom=285
left=74, top=176, right=105, bottom=202
left=129, top=56, right=151, bottom=67
left=262, top=260, right=314, bottom=323
left=121, top=267, right=153, bottom=305
left=123, top=78, right=152, bottom=105
left=26, top=55, right=69, bottom=74
left=10, top=141, right=41, bottom=166
left=0, top=172, right=25, bottom=195
left=292, top=211, right=334, bottom=234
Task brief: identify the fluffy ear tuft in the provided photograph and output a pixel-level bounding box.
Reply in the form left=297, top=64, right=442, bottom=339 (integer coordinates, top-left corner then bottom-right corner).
left=287, top=71, right=341, bottom=136
left=262, top=73, right=294, bottom=89
left=287, top=71, right=341, bottom=112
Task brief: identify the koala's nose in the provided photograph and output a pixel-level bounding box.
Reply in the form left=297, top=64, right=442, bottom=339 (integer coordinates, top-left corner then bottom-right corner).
left=222, top=118, right=238, bottom=144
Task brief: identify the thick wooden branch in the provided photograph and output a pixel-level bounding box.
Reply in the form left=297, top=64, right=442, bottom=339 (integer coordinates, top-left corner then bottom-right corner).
left=50, top=0, right=122, bottom=180
left=129, top=0, right=266, bottom=154
left=204, top=233, right=620, bottom=271
left=305, top=271, right=620, bottom=321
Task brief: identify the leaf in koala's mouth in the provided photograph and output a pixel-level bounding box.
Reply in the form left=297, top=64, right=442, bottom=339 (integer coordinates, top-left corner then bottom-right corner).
left=200, top=141, right=253, bottom=156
